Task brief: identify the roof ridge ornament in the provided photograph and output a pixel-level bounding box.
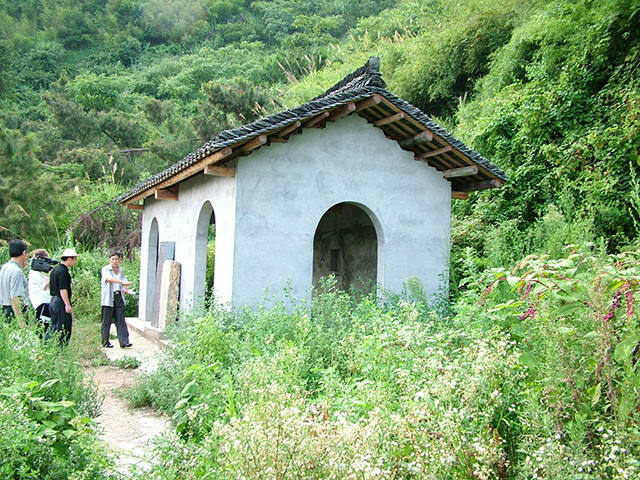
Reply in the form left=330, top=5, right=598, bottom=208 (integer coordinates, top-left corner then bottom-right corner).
left=310, top=57, right=386, bottom=102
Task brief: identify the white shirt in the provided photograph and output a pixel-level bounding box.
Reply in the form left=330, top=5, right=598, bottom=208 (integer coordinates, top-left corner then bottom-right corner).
left=28, top=270, right=50, bottom=308
left=101, top=264, right=128, bottom=307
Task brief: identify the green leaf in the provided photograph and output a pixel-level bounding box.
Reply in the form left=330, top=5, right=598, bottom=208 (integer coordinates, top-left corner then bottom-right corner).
left=558, top=326, right=575, bottom=336
left=587, top=383, right=602, bottom=406
left=489, top=300, right=524, bottom=312
left=613, top=333, right=640, bottom=364
left=181, top=379, right=198, bottom=397
left=39, top=379, right=60, bottom=390
left=555, top=303, right=584, bottom=316
left=506, top=276, right=522, bottom=288
left=518, top=351, right=537, bottom=370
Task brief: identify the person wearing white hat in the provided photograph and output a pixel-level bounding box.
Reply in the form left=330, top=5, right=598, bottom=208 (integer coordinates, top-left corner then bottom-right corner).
left=47, top=247, right=79, bottom=345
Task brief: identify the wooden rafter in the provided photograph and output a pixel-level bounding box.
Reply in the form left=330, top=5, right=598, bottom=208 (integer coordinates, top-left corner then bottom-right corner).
left=458, top=179, right=503, bottom=192
left=204, top=147, right=233, bottom=166
left=304, top=111, right=330, bottom=128
left=125, top=203, right=144, bottom=210
left=328, top=102, right=356, bottom=122
left=400, top=131, right=433, bottom=149
left=239, top=134, right=268, bottom=154
left=204, top=165, right=236, bottom=177
left=452, top=191, right=469, bottom=200
left=276, top=120, right=302, bottom=138
left=375, top=112, right=405, bottom=127
left=269, top=137, right=287, bottom=143
left=155, top=185, right=179, bottom=200
left=375, top=95, right=503, bottom=181
left=417, top=145, right=453, bottom=160
left=443, top=165, right=478, bottom=179
left=355, top=94, right=382, bottom=112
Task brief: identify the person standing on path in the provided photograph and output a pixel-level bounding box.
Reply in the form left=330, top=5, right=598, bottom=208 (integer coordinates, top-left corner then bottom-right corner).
left=101, top=251, right=132, bottom=349
left=28, top=249, right=52, bottom=335
left=0, top=239, right=29, bottom=321
left=48, top=248, right=78, bottom=345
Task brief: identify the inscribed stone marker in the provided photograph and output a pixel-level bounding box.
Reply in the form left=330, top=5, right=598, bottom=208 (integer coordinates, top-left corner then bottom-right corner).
left=152, top=241, right=175, bottom=327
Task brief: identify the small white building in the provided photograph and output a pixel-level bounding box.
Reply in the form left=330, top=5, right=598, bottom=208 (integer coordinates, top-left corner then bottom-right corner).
left=117, top=58, right=506, bottom=327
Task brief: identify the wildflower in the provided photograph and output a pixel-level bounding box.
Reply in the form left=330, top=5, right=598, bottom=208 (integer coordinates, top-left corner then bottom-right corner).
left=604, top=289, right=622, bottom=322
left=520, top=304, right=536, bottom=321
left=624, top=282, right=634, bottom=322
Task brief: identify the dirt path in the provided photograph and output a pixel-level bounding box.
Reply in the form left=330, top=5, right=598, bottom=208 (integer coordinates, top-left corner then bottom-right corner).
left=85, top=326, right=171, bottom=475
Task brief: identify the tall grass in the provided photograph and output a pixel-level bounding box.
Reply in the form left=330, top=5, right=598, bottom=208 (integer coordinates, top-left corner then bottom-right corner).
left=0, top=319, right=116, bottom=478
left=126, top=246, right=640, bottom=479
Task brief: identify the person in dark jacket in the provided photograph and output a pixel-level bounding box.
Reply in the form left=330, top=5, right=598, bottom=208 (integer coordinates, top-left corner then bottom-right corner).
left=48, top=248, right=78, bottom=345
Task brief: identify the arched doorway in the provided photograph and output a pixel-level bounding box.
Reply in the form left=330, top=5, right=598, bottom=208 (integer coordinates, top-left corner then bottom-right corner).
left=145, top=217, right=159, bottom=322
left=313, top=202, right=380, bottom=292
left=194, top=201, right=216, bottom=306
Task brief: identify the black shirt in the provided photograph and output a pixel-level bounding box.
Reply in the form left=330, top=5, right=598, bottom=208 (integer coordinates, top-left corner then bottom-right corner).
left=50, top=263, right=72, bottom=300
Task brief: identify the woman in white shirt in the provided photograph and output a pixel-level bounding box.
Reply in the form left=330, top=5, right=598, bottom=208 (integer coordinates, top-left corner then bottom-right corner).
left=28, top=249, right=51, bottom=335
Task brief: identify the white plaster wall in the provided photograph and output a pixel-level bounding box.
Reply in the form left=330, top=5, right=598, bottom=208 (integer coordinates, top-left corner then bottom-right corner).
left=232, top=114, right=451, bottom=305
left=139, top=173, right=236, bottom=320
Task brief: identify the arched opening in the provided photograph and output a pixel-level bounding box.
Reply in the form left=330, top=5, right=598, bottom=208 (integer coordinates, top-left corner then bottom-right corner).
left=194, top=201, right=216, bottom=307
left=313, top=202, right=379, bottom=293
left=145, top=217, right=159, bottom=322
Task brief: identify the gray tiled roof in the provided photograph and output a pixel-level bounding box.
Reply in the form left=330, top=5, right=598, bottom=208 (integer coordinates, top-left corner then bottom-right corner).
left=117, top=57, right=506, bottom=203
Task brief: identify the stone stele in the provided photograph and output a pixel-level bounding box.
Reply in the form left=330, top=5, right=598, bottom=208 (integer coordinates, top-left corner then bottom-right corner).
left=157, top=260, right=181, bottom=330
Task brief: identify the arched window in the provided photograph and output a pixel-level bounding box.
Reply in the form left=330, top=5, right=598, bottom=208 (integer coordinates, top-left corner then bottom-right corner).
left=313, top=202, right=382, bottom=293
left=145, top=217, right=159, bottom=323
left=194, top=201, right=216, bottom=307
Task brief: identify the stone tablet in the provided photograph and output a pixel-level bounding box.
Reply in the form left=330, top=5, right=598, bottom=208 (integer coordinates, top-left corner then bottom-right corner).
left=158, top=260, right=181, bottom=330
left=151, top=241, right=175, bottom=327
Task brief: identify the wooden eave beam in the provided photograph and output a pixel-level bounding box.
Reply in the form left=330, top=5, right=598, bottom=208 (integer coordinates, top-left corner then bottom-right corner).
left=458, top=179, right=503, bottom=192
left=355, top=94, right=383, bottom=112
left=452, top=191, right=469, bottom=200
left=399, top=131, right=433, bottom=149
left=375, top=112, right=405, bottom=127
left=204, top=165, right=235, bottom=177
left=417, top=145, right=453, bottom=160
left=239, top=134, right=267, bottom=154
left=304, top=111, right=330, bottom=128
left=204, top=147, right=233, bottom=166
left=125, top=203, right=144, bottom=210
left=276, top=120, right=302, bottom=138
left=269, top=137, right=287, bottom=143
left=155, top=185, right=179, bottom=200
left=442, top=165, right=478, bottom=179
left=328, top=102, right=356, bottom=122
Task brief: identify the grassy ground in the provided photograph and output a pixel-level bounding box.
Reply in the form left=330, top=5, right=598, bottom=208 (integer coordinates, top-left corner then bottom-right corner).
left=69, top=311, right=111, bottom=366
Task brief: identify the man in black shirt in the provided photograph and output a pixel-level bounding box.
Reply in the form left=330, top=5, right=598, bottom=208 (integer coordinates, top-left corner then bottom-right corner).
left=48, top=248, right=78, bottom=345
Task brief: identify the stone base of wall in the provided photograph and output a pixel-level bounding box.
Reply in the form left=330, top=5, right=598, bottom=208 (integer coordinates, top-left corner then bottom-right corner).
left=125, top=317, right=169, bottom=350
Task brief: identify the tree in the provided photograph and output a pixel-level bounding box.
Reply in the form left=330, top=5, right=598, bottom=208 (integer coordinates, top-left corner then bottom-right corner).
left=0, top=129, right=66, bottom=245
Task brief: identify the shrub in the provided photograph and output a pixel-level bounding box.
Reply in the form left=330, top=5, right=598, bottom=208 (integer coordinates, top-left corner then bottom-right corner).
left=0, top=320, right=115, bottom=479
left=133, top=247, right=640, bottom=479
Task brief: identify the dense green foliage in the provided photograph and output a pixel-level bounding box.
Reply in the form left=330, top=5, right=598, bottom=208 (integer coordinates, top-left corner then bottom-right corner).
left=0, top=319, right=115, bottom=479
left=283, top=0, right=640, bottom=285
left=0, top=0, right=394, bottom=247
left=2, top=0, right=638, bottom=284
left=2, top=0, right=640, bottom=477
left=127, top=246, right=640, bottom=478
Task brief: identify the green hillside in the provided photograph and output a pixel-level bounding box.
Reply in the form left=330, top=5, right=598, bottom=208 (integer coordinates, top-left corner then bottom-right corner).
left=2, top=0, right=639, bottom=277
left=1, top=2, right=640, bottom=477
